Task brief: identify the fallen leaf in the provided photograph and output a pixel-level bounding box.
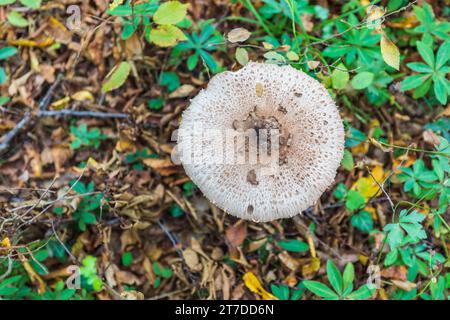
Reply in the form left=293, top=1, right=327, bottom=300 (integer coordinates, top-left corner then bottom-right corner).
left=168, top=84, right=195, bottom=98
left=227, top=28, right=251, bottom=43
left=381, top=34, right=400, bottom=70
left=183, top=248, right=202, bottom=272
left=243, top=272, right=278, bottom=300
left=391, top=280, right=417, bottom=292
left=226, top=220, right=247, bottom=247
left=72, top=90, right=94, bottom=102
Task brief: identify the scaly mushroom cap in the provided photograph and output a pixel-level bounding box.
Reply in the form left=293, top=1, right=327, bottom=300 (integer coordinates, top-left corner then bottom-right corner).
left=177, top=62, right=345, bottom=222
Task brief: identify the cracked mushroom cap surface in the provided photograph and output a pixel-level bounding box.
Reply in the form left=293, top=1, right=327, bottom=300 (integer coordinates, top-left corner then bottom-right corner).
left=177, top=62, right=345, bottom=222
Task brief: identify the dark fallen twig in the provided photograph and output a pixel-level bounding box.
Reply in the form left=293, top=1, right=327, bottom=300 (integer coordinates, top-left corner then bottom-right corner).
left=39, top=74, right=62, bottom=110
left=38, top=109, right=129, bottom=119
left=0, top=77, right=62, bottom=154
left=0, top=113, right=32, bottom=153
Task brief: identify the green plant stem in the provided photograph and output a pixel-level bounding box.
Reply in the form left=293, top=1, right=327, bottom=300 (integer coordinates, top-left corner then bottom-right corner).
left=241, top=0, right=274, bottom=37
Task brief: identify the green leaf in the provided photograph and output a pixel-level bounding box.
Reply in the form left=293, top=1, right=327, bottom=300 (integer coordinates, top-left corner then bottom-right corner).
left=159, top=71, right=180, bottom=92
left=271, top=284, right=290, bottom=300
left=277, top=239, right=309, bottom=253
left=0, top=0, right=16, bottom=6
left=263, top=51, right=286, bottom=64
left=81, top=212, right=97, bottom=224
left=345, top=190, right=366, bottom=212
left=121, top=252, right=133, bottom=267
left=347, top=284, right=374, bottom=300
left=150, top=25, right=187, bottom=47
left=433, top=75, right=448, bottom=105
left=383, top=223, right=404, bottom=250
left=401, top=74, right=430, bottom=91
left=0, top=67, right=7, bottom=84
left=331, top=63, right=349, bottom=90
left=0, top=46, right=17, bottom=60
left=19, top=0, right=41, bottom=9
left=153, top=1, right=188, bottom=25
left=351, top=211, right=374, bottom=233
left=436, top=41, right=450, bottom=69
left=413, top=77, right=432, bottom=98
left=406, top=62, right=432, bottom=73
left=342, top=263, right=355, bottom=291
left=7, top=11, right=29, bottom=27
left=417, top=41, right=435, bottom=67
left=351, top=72, right=374, bottom=90
left=303, top=280, right=339, bottom=299
left=102, top=62, right=131, bottom=93
left=341, top=149, right=354, bottom=171
left=327, top=260, right=343, bottom=296
left=0, top=96, right=10, bottom=106
left=148, top=98, right=164, bottom=110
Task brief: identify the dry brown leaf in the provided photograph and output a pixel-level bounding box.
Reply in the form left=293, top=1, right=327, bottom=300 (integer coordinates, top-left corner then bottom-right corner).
left=168, top=84, right=195, bottom=98
left=391, top=280, right=417, bottom=292
left=278, top=251, right=300, bottom=271
left=182, top=248, right=202, bottom=272
left=142, top=157, right=179, bottom=176
left=227, top=28, right=251, bottom=43
left=225, top=220, right=247, bottom=247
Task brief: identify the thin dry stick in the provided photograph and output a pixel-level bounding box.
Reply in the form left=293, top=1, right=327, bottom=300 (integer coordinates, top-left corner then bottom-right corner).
left=38, top=109, right=128, bottom=119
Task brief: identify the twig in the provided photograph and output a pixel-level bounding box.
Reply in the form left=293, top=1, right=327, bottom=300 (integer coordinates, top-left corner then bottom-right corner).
left=0, top=113, right=32, bottom=153
left=0, top=75, right=61, bottom=154
left=39, top=74, right=62, bottom=111
left=38, top=109, right=128, bottom=119
left=51, top=220, right=77, bottom=263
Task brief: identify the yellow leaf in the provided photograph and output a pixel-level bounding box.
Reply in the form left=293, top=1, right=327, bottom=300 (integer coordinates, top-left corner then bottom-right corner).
left=72, top=90, right=94, bottom=102
left=366, top=5, right=385, bottom=31
left=381, top=34, right=400, bottom=70
left=109, top=0, right=125, bottom=11
left=353, top=165, right=385, bottom=200
left=50, top=96, right=70, bottom=110
left=115, top=138, right=134, bottom=152
left=86, top=157, right=100, bottom=170
left=351, top=142, right=369, bottom=155
left=243, top=272, right=278, bottom=300
left=9, top=37, right=54, bottom=47
left=301, top=257, right=321, bottom=278
left=1, top=237, right=11, bottom=247
left=150, top=25, right=187, bottom=47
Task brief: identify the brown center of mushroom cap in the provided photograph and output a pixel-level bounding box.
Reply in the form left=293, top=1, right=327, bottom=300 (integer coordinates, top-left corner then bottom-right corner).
left=232, top=107, right=292, bottom=169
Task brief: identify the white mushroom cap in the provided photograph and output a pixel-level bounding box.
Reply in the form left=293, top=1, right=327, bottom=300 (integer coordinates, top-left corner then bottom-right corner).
left=177, top=62, right=345, bottom=222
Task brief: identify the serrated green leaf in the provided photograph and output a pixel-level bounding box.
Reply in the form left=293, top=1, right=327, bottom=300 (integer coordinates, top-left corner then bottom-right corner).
left=351, top=211, right=374, bottom=233
left=345, top=190, right=366, bottom=212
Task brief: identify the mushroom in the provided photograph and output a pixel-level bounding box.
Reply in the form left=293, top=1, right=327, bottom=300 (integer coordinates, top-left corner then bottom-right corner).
left=177, top=62, right=345, bottom=222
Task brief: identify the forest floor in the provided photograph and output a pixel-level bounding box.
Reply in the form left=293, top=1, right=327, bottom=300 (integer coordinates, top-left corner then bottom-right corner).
left=0, top=0, right=449, bottom=300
